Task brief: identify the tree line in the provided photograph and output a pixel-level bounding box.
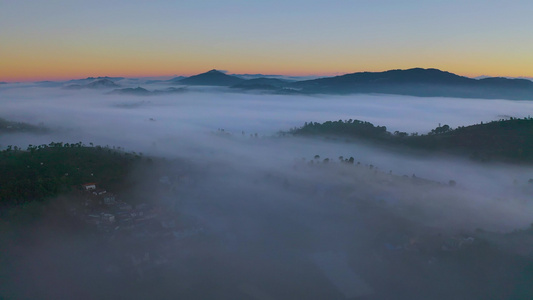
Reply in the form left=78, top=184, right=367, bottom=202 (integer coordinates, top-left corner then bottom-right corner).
left=289, top=117, right=533, bottom=163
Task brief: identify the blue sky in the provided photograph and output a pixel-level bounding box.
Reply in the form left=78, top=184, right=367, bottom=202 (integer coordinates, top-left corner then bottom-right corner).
left=2, top=0, right=532, bottom=81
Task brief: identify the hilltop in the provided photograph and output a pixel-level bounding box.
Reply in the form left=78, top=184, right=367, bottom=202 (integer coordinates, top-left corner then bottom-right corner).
left=178, top=69, right=244, bottom=86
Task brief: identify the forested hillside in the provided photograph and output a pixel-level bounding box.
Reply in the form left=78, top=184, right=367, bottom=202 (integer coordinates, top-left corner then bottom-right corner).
left=0, top=143, right=146, bottom=206
left=290, top=117, right=533, bottom=163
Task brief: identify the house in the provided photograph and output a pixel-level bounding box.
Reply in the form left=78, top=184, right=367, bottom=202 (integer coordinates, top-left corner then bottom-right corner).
left=82, top=183, right=97, bottom=190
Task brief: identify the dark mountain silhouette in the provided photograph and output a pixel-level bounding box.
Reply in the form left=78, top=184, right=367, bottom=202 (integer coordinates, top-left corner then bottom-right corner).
left=478, top=77, right=533, bottom=88
left=65, top=79, right=120, bottom=90
left=231, top=78, right=289, bottom=90
left=29, top=68, right=533, bottom=100
left=179, top=69, right=244, bottom=86
left=65, top=76, right=124, bottom=84
left=109, top=87, right=186, bottom=96
left=109, top=87, right=151, bottom=95
left=166, top=76, right=187, bottom=84
left=86, top=79, right=120, bottom=88
left=87, top=76, right=124, bottom=81
left=136, top=76, right=188, bottom=85
left=286, top=68, right=533, bottom=99
left=231, top=73, right=296, bottom=80
left=232, top=73, right=278, bottom=79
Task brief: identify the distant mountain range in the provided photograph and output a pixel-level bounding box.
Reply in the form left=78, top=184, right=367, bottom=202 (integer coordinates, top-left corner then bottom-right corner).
left=18, top=68, right=533, bottom=100
left=169, top=68, right=533, bottom=100
left=230, top=73, right=315, bottom=81
left=109, top=87, right=186, bottom=96
left=475, top=75, right=533, bottom=81
left=286, top=68, right=533, bottom=99
left=65, top=78, right=120, bottom=89
left=66, top=76, right=125, bottom=84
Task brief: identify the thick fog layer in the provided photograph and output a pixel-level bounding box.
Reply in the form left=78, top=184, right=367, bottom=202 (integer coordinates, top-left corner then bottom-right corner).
left=2, top=85, right=533, bottom=194
left=2, top=84, right=533, bottom=299
left=2, top=85, right=533, bottom=228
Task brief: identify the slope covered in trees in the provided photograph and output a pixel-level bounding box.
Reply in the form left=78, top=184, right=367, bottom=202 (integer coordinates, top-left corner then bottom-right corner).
left=290, top=117, right=533, bottom=163
left=0, top=143, right=147, bottom=206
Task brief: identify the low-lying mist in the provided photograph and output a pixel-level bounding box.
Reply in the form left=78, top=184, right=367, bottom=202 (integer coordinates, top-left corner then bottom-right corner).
left=2, top=85, right=532, bottom=198
left=2, top=84, right=533, bottom=299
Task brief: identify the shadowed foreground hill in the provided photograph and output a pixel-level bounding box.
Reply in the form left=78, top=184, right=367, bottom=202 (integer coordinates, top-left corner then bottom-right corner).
left=290, top=117, right=533, bottom=163
left=0, top=143, right=148, bottom=206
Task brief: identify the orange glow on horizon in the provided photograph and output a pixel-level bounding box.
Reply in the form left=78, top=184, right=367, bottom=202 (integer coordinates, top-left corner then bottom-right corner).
left=2, top=59, right=532, bottom=83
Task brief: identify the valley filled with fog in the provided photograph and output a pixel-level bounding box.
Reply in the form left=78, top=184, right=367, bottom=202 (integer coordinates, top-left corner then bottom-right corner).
left=3, top=84, right=533, bottom=199
left=2, top=83, right=533, bottom=299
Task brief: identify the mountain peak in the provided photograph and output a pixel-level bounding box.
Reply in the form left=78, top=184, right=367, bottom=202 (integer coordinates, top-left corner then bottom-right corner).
left=179, top=70, right=244, bottom=86
left=207, top=69, right=223, bottom=74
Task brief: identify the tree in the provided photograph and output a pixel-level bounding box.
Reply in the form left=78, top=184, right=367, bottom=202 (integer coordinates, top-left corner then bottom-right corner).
left=430, top=124, right=451, bottom=135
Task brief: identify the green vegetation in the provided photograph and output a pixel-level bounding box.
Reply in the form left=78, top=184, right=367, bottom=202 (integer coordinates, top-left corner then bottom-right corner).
left=290, top=117, right=533, bottom=163
left=291, top=119, right=389, bottom=139
left=0, top=142, right=146, bottom=206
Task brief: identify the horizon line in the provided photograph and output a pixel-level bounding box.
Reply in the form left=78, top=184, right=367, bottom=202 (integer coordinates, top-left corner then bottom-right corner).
left=2, top=67, right=532, bottom=83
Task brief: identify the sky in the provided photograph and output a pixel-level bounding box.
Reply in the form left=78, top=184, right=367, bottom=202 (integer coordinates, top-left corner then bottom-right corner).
left=1, top=0, right=533, bottom=82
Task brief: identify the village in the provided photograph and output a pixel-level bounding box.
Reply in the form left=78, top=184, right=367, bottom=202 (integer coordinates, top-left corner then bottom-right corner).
left=67, top=177, right=201, bottom=233
left=64, top=179, right=209, bottom=281
left=53, top=158, right=530, bottom=290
